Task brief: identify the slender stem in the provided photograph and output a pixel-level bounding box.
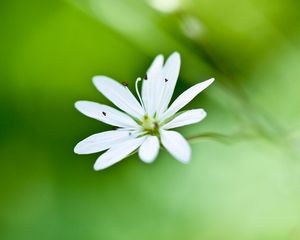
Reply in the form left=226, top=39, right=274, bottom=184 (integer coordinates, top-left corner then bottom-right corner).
left=187, top=132, right=231, bottom=144
left=187, top=131, right=255, bottom=144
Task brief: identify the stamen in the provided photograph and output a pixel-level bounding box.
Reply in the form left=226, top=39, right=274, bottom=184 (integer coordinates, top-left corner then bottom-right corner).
left=164, top=78, right=168, bottom=82
left=122, top=82, right=128, bottom=87
left=102, top=111, right=106, bottom=116
left=112, top=126, right=117, bottom=130
left=144, top=74, right=148, bottom=80
left=135, top=77, right=145, bottom=110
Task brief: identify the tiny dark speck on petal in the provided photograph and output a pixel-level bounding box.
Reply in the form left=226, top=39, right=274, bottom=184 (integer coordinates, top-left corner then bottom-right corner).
left=122, top=82, right=128, bottom=87
left=102, top=111, right=106, bottom=116
left=165, top=78, right=168, bottom=82
left=144, top=74, right=148, bottom=80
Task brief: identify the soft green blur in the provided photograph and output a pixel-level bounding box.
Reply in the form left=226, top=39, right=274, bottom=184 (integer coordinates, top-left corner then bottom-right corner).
left=1, top=0, right=300, bottom=239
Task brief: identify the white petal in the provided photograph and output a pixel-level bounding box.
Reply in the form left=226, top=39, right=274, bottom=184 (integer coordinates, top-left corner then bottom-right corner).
left=162, top=109, right=207, bottom=129
left=142, top=54, right=164, bottom=116
left=74, top=130, right=131, bottom=154
left=138, top=136, right=160, bottom=163
left=93, top=76, right=145, bottom=119
left=160, top=130, right=191, bottom=163
left=160, top=78, right=214, bottom=121
left=155, top=52, right=181, bottom=117
left=75, top=101, right=139, bottom=128
left=94, top=137, right=145, bottom=170
left=146, top=54, right=164, bottom=81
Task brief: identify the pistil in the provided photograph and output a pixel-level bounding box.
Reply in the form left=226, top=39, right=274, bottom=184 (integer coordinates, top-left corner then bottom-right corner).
left=142, top=115, right=159, bottom=135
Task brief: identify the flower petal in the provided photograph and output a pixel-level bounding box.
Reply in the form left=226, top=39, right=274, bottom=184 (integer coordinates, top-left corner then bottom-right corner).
left=138, top=136, right=160, bottom=163
left=155, top=52, right=181, bottom=117
left=142, top=54, right=164, bottom=116
left=75, top=101, right=139, bottom=128
left=93, top=76, right=145, bottom=119
left=74, top=130, right=131, bottom=154
left=94, top=137, right=145, bottom=170
left=160, top=78, right=214, bottom=121
left=160, top=130, right=191, bottom=163
left=162, top=109, right=206, bottom=129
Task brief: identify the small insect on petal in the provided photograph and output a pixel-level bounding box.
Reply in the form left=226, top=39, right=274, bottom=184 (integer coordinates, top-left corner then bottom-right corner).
left=165, top=78, right=168, bottom=82
left=122, top=82, right=128, bottom=87
left=144, top=74, right=148, bottom=80
left=102, top=111, right=106, bottom=116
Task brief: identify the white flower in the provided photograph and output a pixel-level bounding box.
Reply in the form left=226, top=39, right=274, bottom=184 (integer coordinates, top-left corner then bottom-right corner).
left=74, top=52, right=214, bottom=170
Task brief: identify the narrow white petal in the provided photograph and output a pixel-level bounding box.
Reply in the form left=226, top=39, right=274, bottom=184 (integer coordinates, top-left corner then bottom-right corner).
left=138, top=136, right=160, bottom=163
left=160, top=130, right=191, bottom=163
left=155, top=52, right=181, bottom=117
left=146, top=54, right=164, bottom=81
left=94, top=137, right=145, bottom=170
left=162, top=109, right=207, bottom=129
left=161, top=78, right=214, bottom=121
left=75, top=101, right=139, bottom=128
left=142, top=54, right=164, bottom=116
left=93, top=76, right=145, bottom=119
left=74, top=130, right=131, bottom=154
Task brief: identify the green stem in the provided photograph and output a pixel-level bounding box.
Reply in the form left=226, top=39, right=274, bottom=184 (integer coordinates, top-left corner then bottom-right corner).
left=187, top=131, right=255, bottom=144
left=187, top=132, right=231, bottom=144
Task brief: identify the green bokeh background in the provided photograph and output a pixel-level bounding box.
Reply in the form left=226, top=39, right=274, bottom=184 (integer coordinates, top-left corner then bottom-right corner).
left=1, top=0, right=300, bottom=239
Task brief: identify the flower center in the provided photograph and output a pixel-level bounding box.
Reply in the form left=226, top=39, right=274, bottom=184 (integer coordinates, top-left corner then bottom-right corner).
left=142, top=115, right=159, bottom=135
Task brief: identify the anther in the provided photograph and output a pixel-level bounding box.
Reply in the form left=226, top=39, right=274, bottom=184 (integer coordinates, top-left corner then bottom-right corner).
left=164, top=78, right=168, bottom=82
left=112, top=126, right=117, bottom=130
left=144, top=74, right=148, bottom=80
left=102, top=111, right=106, bottom=116
left=122, top=82, right=128, bottom=87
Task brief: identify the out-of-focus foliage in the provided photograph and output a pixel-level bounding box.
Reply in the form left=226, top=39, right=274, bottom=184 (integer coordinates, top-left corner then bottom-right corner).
left=1, top=0, right=300, bottom=239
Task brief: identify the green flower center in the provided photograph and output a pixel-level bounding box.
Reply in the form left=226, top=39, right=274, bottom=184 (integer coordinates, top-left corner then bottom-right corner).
left=142, top=115, right=159, bottom=135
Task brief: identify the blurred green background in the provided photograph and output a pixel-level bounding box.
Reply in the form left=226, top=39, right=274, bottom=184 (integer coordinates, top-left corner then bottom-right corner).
left=1, top=0, right=300, bottom=239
